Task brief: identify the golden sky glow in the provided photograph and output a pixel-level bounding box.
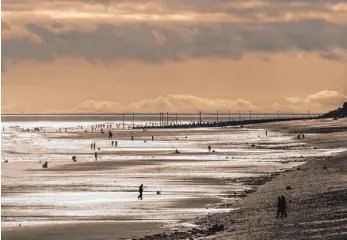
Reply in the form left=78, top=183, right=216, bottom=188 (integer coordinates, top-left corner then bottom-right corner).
left=2, top=0, right=347, bottom=113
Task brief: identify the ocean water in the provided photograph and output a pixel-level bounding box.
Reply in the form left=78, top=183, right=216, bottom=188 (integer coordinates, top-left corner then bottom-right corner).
left=1, top=119, right=341, bottom=229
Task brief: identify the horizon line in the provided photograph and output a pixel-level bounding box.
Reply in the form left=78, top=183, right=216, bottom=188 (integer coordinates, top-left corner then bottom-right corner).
left=1, top=112, right=322, bottom=116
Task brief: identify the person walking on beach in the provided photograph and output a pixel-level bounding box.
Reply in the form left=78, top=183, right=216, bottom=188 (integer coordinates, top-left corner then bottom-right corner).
left=111, top=140, right=114, bottom=147
left=138, top=184, right=144, bottom=200
left=115, top=141, right=118, bottom=147
left=94, top=152, right=98, bottom=161
left=276, top=196, right=281, bottom=218
left=91, top=142, right=94, bottom=150
left=208, top=145, right=212, bottom=152
left=281, top=196, right=287, bottom=218
left=152, top=136, right=154, bottom=141
left=266, top=130, right=268, bottom=136
left=276, top=195, right=288, bottom=218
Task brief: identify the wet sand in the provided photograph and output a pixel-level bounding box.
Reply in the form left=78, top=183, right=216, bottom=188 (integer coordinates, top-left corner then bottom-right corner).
left=2, top=119, right=346, bottom=240
left=1, top=221, right=169, bottom=240
left=135, top=118, right=347, bottom=240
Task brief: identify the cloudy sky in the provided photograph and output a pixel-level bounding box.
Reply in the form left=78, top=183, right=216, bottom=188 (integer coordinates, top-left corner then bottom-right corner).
left=2, top=0, right=347, bottom=113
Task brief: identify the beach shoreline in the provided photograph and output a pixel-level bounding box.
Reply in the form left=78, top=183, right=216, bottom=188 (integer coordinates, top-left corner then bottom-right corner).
left=2, top=119, right=346, bottom=240
left=134, top=119, right=347, bottom=240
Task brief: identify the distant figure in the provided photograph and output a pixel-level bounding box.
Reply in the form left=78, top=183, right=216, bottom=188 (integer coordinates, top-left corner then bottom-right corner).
left=152, top=136, right=154, bottom=141
left=276, top=196, right=281, bottom=218
left=3, top=127, right=4, bottom=131
left=111, top=140, right=114, bottom=147
left=101, top=129, right=104, bottom=134
left=297, top=134, right=301, bottom=139
left=276, top=196, right=287, bottom=218
left=138, top=184, right=143, bottom=200
left=72, top=156, right=77, bottom=162
left=131, top=136, right=134, bottom=141
left=302, top=133, right=305, bottom=139
left=281, top=196, right=287, bottom=218
left=42, top=161, right=48, bottom=168
left=115, top=141, right=118, bottom=147
left=93, top=142, right=96, bottom=150
left=108, top=131, right=113, bottom=139
left=174, top=149, right=180, bottom=154
left=4, top=160, right=8, bottom=163
left=266, top=130, right=268, bottom=136
left=208, top=145, right=212, bottom=152
left=94, top=152, right=98, bottom=161
left=90, top=143, right=94, bottom=150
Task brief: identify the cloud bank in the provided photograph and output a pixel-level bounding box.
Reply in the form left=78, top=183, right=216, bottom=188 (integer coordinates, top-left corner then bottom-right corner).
left=2, top=90, right=338, bottom=114
left=2, top=0, right=347, bottom=70
left=3, top=90, right=346, bottom=114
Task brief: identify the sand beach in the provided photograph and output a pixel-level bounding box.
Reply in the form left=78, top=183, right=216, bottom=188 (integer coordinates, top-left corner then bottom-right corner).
left=1, top=118, right=346, bottom=240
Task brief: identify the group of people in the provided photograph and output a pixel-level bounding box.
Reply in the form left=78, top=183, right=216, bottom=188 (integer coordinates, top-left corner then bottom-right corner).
left=90, top=142, right=97, bottom=150
left=111, top=140, right=118, bottom=147
left=297, top=133, right=305, bottom=139
left=91, top=124, right=112, bottom=132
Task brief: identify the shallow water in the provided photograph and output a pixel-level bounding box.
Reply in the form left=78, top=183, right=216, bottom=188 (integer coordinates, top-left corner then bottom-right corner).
left=1, top=121, right=344, bottom=228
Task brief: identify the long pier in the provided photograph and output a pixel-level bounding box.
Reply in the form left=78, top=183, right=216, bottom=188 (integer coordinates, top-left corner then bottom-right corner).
left=133, top=116, right=316, bottom=129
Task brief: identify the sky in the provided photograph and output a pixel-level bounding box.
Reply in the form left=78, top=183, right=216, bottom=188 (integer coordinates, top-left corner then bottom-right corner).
left=2, top=0, right=347, bottom=114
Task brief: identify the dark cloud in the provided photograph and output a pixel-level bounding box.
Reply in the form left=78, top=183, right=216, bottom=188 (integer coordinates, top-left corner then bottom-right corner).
left=2, top=19, right=347, bottom=67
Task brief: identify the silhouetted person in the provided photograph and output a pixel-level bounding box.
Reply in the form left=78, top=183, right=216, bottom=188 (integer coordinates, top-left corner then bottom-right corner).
left=131, top=136, right=134, bottom=141
left=115, top=141, right=118, bottom=147
left=108, top=131, right=113, bottom=139
left=138, top=184, right=143, bottom=200
left=72, top=156, right=77, bottom=162
left=152, top=136, right=154, bottom=141
left=302, top=133, right=305, bottom=139
left=91, top=143, right=93, bottom=150
left=94, top=152, right=98, bottom=161
left=266, top=130, right=268, bottom=136
left=93, top=142, right=96, bottom=150
left=208, top=145, right=212, bottom=152
left=174, top=149, right=180, bottom=154
left=276, top=196, right=281, bottom=218
left=42, top=161, right=48, bottom=168
left=280, top=196, right=287, bottom=218
left=111, top=140, right=114, bottom=147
